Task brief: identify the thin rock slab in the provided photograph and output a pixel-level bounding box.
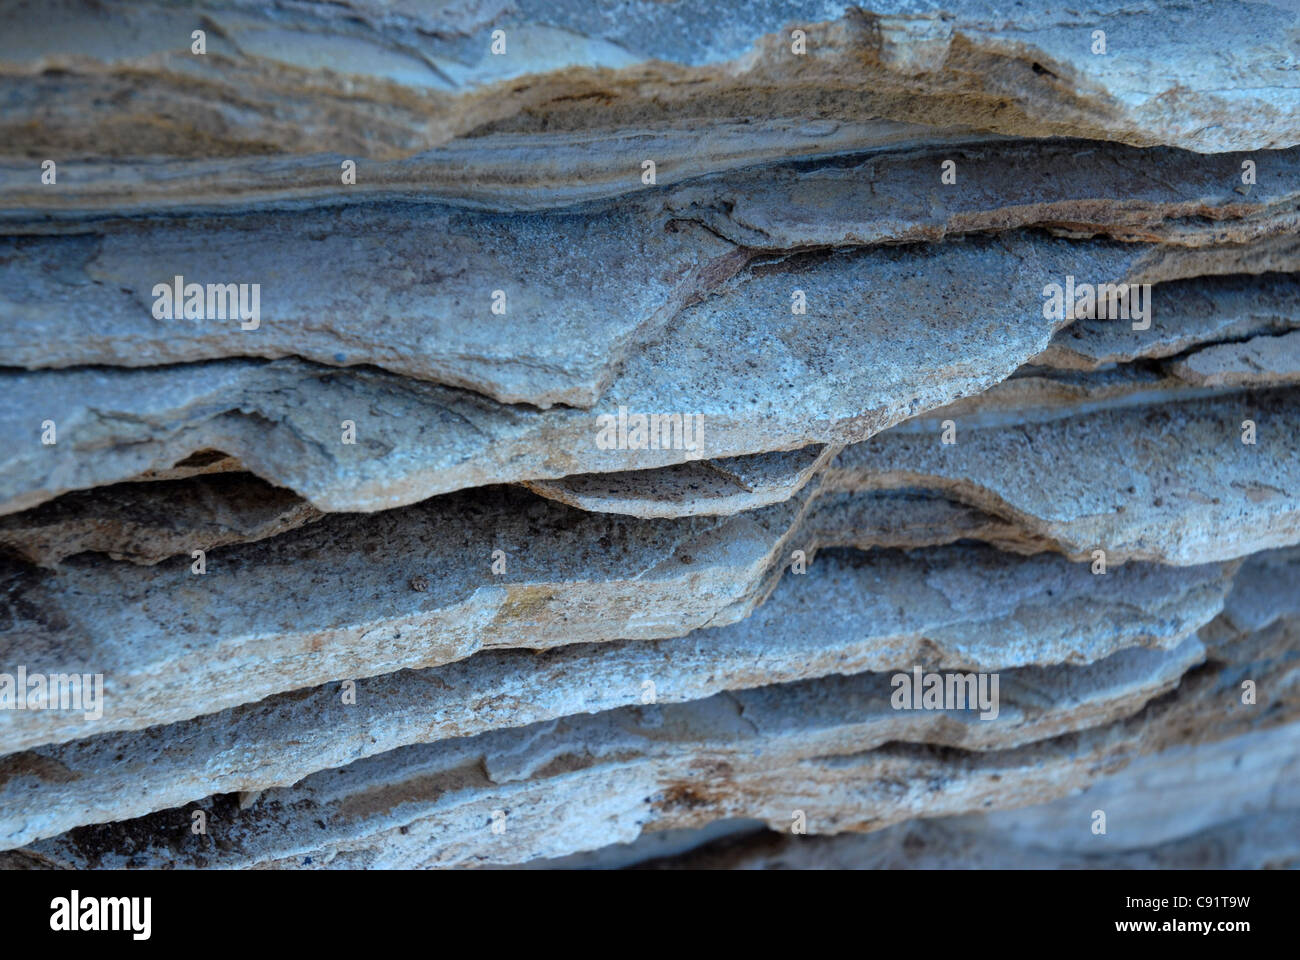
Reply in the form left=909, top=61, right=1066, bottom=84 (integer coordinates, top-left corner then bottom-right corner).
left=523, top=445, right=840, bottom=519
left=1169, top=330, right=1300, bottom=388
left=520, top=367, right=1290, bottom=524
left=0, top=544, right=1232, bottom=847
left=3, top=232, right=1290, bottom=518
left=825, top=387, right=1300, bottom=565
left=0, top=473, right=323, bottom=567
left=0, top=485, right=817, bottom=754
left=5, top=163, right=1297, bottom=405
left=0, top=633, right=1211, bottom=868
left=0, top=205, right=743, bottom=408
left=629, top=723, right=1300, bottom=869
left=668, top=142, right=1300, bottom=251
left=1034, top=273, right=1300, bottom=371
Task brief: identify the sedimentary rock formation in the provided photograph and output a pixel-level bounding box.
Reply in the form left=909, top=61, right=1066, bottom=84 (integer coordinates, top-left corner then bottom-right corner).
left=1, top=0, right=1297, bottom=872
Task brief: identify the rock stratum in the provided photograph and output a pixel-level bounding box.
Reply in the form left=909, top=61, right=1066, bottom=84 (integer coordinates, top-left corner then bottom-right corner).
left=0, top=0, right=1297, bottom=872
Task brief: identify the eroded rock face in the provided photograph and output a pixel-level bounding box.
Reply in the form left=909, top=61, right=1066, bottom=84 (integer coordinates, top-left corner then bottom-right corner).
left=5, top=232, right=1297, bottom=517
left=1, top=0, right=1298, bottom=873
left=0, top=474, right=322, bottom=567
left=0, top=207, right=743, bottom=407
left=828, top=388, right=1300, bottom=565
left=4, top=0, right=1299, bottom=222
left=624, top=723, right=1300, bottom=869
left=7, top=607, right=1296, bottom=869
left=6, top=143, right=1299, bottom=405
left=1, top=472, right=1244, bottom=755
left=0, top=542, right=1240, bottom=847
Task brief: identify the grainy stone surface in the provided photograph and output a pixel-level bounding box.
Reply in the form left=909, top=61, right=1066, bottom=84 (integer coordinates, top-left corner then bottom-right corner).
left=0, top=473, right=322, bottom=567
left=621, top=724, right=1300, bottom=869
left=4, top=0, right=1299, bottom=220
left=0, top=543, right=1239, bottom=848
left=2, top=0, right=1299, bottom=873
left=6, top=607, right=1295, bottom=869
left=5, top=232, right=1296, bottom=518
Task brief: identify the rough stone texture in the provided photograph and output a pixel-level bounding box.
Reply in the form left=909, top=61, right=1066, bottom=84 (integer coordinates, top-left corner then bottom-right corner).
left=0, top=476, right=1240, bottom=754
left=0, top=543, right=1233, bottom=847
left=6, top=143, right=1300, bottom=405
left=624, top=724, right=1300, bottom=869
left=1034, top=273, right=1300, bottom=370
left=667, top=143, right=1300, bottom=251
left=0, top=207, right=743, bottom=408
left=4, top=0, right=1300, bottom=222
left=3, top=0, right=1299, bottom=873
left=827, top=388, right=1300, bottom=565
left=5, top=232, right=1297, bottom=518
left=5, top=606, right=1295, bottom=869
left=523, top=445, right=841, bottom=519
left=1169, top=330, right=1300, bottom=388
left=0, top=473, right=322, bottom=567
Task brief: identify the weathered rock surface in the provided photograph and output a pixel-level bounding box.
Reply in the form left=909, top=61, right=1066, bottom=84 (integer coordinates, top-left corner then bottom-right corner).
left=516, top=378, right=1300, bottom=568
left=825, top=388, right=1300, bottom=565
left=4, top=0, right=1299, bottom=224
left=2, top=0, right=1298, bottom=874
left=626, top=723, right=1300, bottom=869
left=0, top=541, right=1235, bottom=847
left=0, top=206, right=742, bottom=407
left=0, top=486, right=809, bottom=752
left=667, top=143, right=1300, bottom=251
left=6, top=605, right=1294, bottom=869
left=6, top=143, right=1300, bottom=404
left=1, top=469, right=1240, bottom=754
left=0, top=473, right=322, bottom=567
left=1169, top=330, right=1300, bottom=388
left=5, top=232, right=1295, bottom=518
left=523, top=445, right=840, bottom=519
left=1034, top=273, right=1300, bottom=371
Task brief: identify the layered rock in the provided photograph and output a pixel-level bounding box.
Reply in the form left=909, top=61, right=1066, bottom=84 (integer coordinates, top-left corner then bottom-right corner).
left=6, top=232, right=1298, bottom=517
left=6, top=0, right=1300, bottom=222
left=6, top=604, right=1296, bottom=869
left=623, top=723, right=1300, bottom=869
left=2, top=0, right=1298, bottom=873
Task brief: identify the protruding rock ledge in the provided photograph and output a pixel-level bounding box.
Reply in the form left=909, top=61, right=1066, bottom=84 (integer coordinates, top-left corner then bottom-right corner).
left=1, top=450, right=1240, bottom=754
left=626, top=723, right=1300, bottom=870
left=0, top=206, right=742, bottom=408
left=0, top=474, right=322, bottom=567
left=523, top=445, right=839, bottom=519
left=1033, top=273, right=1300, bottom=371
left=827, top=387, right=1300, bottom=565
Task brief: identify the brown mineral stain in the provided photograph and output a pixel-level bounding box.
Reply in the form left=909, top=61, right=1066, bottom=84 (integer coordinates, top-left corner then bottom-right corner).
left=0, top=752, right=80, bottom=789
left=493, top=585, right=556, bottom=625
